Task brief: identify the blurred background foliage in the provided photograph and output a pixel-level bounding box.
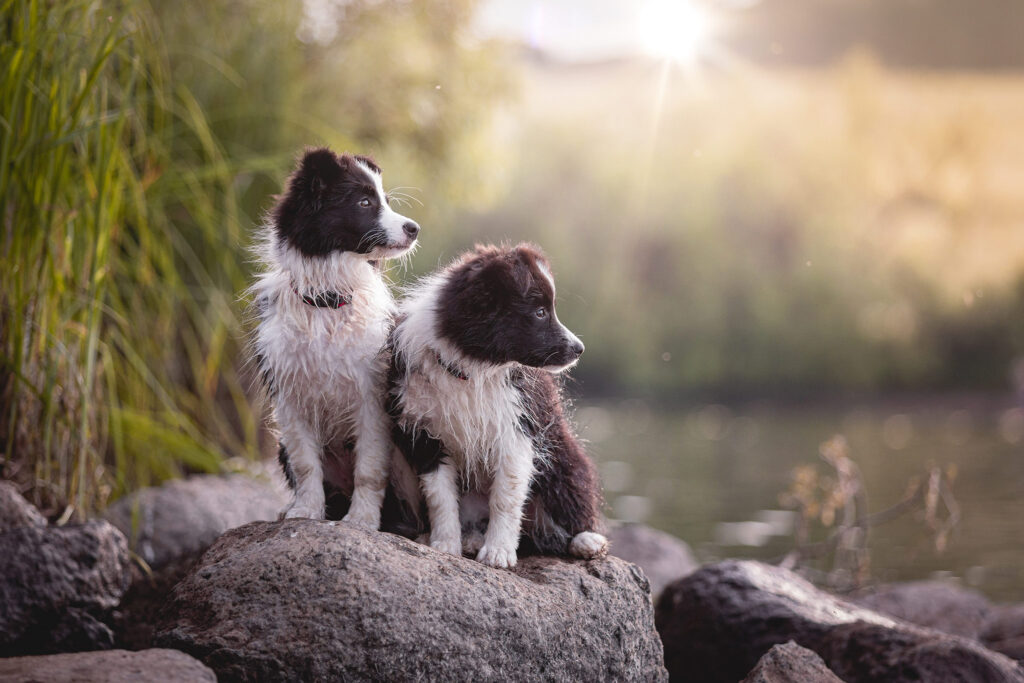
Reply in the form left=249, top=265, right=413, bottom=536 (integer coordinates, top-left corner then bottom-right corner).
left=2, top=0, right=1023, bottom=594
left=461, top=54, right=1024, bottom=398
left=0, top=0, right=508, bottom=516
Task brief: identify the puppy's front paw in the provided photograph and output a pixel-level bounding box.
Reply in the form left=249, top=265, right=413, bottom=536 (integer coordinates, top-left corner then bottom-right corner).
left=341, top=507, right=381, bottom=531
left=430, top=534, right=463, bottom=557
left=569, top=531, right=608, bottom=559
left=283, top=502, right=325, bottom=520
left=476, top=544, right=517, bottom=568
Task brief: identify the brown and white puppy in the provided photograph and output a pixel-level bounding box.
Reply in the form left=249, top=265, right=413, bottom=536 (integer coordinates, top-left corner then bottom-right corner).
left=250, top=147, right=421, bottom=528
left=386, top=244, right=607, bottom=568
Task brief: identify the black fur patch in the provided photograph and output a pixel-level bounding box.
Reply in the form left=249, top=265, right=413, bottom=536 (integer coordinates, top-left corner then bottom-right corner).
left=386, top=331, right=450, bottom=476
left=436, top=244, right=583, bottom=369
left=512, top=368, right=604, bottom=554
left=278, top=442, right=297, bottom=490
left=272, top=148, right=390, bottom=256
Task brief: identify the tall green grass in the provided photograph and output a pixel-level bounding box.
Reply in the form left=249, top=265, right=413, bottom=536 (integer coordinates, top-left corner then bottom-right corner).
left=0, top=0, right=508, bottom=517
left=0, top=0, right=249, bottom=516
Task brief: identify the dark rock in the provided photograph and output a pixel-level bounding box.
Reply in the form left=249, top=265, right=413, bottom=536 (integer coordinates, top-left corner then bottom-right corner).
left=0, top=520, right=131, bottom=656
left=0, top=481, right=47, bottom=532
left=854, top=580, right=992, bottom=638
left=0, top=648, right=216, bottom=682
left=656, top=560, right=1024, bottom=683
left=982, top=604, right=1024, bottom=663
left=741, top=641, right=843, bottom=683
left=607, top=522, right=698, bottom=597
left=156, top=519, right=667, bottom=682
left=103, top=473, right=287, bottom=570
left=113, top=556, right=198, bottom=651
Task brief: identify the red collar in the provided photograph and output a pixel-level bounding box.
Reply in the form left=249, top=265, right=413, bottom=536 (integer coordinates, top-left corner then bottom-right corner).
left=293, top=288, right=351, bottom=309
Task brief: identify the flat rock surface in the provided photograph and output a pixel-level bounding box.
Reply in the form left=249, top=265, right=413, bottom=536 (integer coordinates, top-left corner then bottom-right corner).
left=0, top=481, right=47, bottom=532
left=156, top=519, right=667, bottom=682
left=0, top=648, right=215, bottom=682
left=103, top=473, right=287, bottom=569
left=607, top=523, right=698, bottom=597
left=656, top=560, right=1024, bottom=683
left=0, top=520, right=130, bottom=656
left=741, top=641, right=843, bottom=683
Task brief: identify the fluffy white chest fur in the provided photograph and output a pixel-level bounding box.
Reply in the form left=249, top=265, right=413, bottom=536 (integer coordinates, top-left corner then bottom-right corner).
left=255, top=268, right=391, bottom=438
left=399, top=355, right=530, bottom=481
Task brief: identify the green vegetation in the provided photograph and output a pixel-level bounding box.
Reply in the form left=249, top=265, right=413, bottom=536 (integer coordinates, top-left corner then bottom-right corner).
left=453, top=57, right=1024, bottom=397
left=0, top=0, right=507, bottom=515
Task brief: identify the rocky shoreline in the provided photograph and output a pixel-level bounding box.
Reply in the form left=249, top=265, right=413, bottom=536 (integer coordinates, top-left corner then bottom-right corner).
left=2, top=476, right=1023, bottom=681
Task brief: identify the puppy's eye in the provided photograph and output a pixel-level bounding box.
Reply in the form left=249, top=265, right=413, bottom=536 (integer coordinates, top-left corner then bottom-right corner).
left=536, top=307, right=547, bottom=319
left=359, top=197, right=372, bottom=208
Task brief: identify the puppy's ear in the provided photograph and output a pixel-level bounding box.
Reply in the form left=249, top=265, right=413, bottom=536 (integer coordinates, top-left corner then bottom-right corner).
left=290, top=148, right=342, bottom=209
left=510, top=250, right=536, bottom=296
left=354, top=154, right=381, bottom=175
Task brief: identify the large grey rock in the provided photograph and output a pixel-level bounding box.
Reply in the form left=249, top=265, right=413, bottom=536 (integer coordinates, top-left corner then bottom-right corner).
left=156, top=519, right=667, bottom=682
left=741, top=641, right=843, bottom=683
left=0, top=520, right=131, bottom=655
left=982, top=604, right=1024, bottom=663
left=104, top=473, right=287, bottom=570
left=0, top=481, right=47, bottom=532
left=854, top=580, right=993, bottom=639
left=655, top=560, right=1024, bottom=683
left=607, top=523, right=698, bottom=597
left=853, top=580, right=1024, bottom=664
left=0, top=648, right=215, bottom=682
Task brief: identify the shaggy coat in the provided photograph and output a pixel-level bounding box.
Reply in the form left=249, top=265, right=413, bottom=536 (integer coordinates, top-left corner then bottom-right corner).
left=387, top=244, right=607, bottom=567
left=250, top=148, right=421, bottom=527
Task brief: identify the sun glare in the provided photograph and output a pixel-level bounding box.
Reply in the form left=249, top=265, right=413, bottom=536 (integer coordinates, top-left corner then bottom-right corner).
left=638, top=0, right=714, bottom=65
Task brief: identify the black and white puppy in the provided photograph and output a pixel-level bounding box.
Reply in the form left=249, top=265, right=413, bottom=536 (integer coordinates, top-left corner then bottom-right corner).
left=387, top=244, right=608, bottom=567
left=251, top=148, right=421, bottom=528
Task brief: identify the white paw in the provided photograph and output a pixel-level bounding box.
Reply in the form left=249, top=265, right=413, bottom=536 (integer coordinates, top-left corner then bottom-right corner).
left=341, top=507, right=381, bottom=531
left=569, top=531, right=609, bottom=559
left=283, top=503, right=325, bottom=520
left=476, top=544, right=517, bottom=568
left=430, top=534, right=463, bottom=557
left=462, top=530, right=486, bottom=556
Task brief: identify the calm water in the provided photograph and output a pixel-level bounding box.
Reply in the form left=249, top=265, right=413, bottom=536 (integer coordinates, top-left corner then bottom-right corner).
left=578, top=395, right=1024, bottom=601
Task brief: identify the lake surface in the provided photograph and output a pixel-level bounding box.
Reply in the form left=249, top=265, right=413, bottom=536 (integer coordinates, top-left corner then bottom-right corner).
left=577, top=395, right=1024, bottom=601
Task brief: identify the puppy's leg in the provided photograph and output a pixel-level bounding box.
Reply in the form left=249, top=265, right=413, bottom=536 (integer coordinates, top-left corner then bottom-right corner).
left=380, top=447, right=425, bottom=537
left=529, top=433, right=608, bottom=559
left=389, top=446, right=423, bottom=525
left=343, top=398, right=391, bottom=530
left=278, top=405, right=325, bottom=520
left=477, top=441, right=533, bottom=569
left=421, top=459, right=462, bottom=556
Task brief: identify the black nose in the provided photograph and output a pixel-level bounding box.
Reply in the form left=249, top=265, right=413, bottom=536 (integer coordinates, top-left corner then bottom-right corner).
left=571, top=339, right=585, bottom=357
left=403, top=221, right=420, bottom=239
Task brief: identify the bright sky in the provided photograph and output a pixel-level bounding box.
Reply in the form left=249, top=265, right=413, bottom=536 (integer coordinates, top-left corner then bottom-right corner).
left=472, top=0, right=759, bottom=62
left=473, top=0, right=641, bottom=61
